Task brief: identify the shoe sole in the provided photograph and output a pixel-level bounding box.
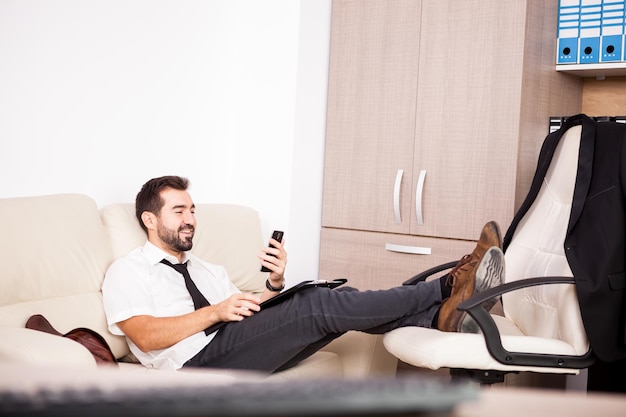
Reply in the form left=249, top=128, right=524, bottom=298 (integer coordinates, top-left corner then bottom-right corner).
left=459, top=246, right=505, bottom=333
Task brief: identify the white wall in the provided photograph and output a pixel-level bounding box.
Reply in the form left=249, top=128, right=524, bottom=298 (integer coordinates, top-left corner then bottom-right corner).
left=288, top=0, right=331, bottom=283
left=0, top=0, right=331, bottom=285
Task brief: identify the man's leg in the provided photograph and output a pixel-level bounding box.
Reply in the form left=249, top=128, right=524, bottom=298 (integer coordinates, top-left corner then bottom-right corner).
left=184, top=279, right=442, bottom=372
left=185, top=222, right=504, bottom=373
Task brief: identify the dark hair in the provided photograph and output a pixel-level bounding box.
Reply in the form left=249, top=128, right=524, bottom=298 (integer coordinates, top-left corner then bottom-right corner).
left=135, top=176, right=190, bottom=232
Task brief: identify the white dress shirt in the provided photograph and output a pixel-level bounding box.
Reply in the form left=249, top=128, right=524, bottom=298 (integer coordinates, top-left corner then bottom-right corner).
left=102, top=241, right=240, bottom=370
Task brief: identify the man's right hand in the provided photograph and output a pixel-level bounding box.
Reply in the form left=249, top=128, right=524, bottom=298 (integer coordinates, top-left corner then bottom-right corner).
left=213, top=293, right=261, bottom=323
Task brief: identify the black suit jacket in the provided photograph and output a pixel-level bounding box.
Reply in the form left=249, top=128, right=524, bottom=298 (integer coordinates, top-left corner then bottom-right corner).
left=503, top=114, right=626, bottom=362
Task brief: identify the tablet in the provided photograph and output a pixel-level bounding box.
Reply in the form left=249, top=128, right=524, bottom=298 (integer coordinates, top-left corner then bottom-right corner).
left=259, top=278, right=348, bottom=309
left=204, top=279, right=347, bottom=334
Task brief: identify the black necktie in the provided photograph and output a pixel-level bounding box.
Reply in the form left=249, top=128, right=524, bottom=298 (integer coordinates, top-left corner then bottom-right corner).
left=160, top=259, right=212, bottom=335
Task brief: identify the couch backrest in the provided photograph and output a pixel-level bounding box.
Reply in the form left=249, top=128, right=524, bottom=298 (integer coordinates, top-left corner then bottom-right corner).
left=0, top=194, right=112, bottom=307
left=99, top=202, right=267, bottom=294
left=0, top=194, right=267, bottom=359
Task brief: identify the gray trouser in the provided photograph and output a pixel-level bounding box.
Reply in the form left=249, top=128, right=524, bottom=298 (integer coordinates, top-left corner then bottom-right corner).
left=184, top=279, right=442, bottom=373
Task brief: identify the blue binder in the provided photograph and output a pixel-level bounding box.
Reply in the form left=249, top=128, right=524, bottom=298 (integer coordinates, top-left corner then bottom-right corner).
left=579, top=0, right=602, bottom=63
left=600, top=0, right=625, bottom=62
left=557, top=0, right=581, bottom=64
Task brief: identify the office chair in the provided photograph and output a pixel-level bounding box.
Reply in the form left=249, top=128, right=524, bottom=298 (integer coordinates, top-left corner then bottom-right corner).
left=383, top=122, right=595, bottom=385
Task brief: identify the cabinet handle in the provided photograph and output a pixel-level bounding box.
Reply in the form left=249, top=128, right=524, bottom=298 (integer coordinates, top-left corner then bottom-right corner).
left=385, top=243, right=432, bottom=255
left=415, top=169, right=427, bottom=225
left=393, top=169, right=404, bottom=224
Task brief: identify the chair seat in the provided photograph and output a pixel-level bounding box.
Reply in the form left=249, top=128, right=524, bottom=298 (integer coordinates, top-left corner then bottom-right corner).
left=383, top=315, right=581, bottom=374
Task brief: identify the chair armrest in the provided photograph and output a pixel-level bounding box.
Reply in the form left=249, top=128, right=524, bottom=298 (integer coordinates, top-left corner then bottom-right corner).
left=456, top=276, right=595, bottom=369
left=403, top=261, right=457, bottom=285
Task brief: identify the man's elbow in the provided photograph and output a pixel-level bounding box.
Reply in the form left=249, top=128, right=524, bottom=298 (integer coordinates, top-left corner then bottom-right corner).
left=132, top=337, right=153, bottom=353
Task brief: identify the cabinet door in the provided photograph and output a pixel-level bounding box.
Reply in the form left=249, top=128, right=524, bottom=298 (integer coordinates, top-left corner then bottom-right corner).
left=410, top=0, right=524, bottom=240
left=322, top=0, right=421, bottom=234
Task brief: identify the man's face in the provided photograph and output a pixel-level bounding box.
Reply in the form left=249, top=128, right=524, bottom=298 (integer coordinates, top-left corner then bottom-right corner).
left=152, top=188, right=196, bottom=254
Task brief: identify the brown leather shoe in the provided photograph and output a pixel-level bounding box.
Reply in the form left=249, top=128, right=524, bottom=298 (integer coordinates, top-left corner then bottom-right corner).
left=438, top=221, right=503, bottom=332
left=460, top=246, right=504, bottom=333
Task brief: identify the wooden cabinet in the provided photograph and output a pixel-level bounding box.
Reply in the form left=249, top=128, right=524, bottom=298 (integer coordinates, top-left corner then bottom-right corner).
left=323, top=0, right=421, bottom=236
left=320, top=0, right=584, bottom=290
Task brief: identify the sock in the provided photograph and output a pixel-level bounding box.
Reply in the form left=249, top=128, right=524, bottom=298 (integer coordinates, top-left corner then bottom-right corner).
left=439, top=275, right=452, bottom=299
left=432, top=275, right=452, bottom=329
left=432, top=310, right=440, bottom=329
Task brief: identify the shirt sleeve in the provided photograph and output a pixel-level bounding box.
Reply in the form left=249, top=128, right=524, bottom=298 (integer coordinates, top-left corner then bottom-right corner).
left=102, top=251, right=156, bottom=336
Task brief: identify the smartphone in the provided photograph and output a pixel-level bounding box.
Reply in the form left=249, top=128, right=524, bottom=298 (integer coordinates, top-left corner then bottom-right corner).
left=261, top=230, right=284, bottom=272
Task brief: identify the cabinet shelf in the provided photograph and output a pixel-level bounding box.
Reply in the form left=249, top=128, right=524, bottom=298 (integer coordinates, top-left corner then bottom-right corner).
left=556, top=63, right=626, bottom=78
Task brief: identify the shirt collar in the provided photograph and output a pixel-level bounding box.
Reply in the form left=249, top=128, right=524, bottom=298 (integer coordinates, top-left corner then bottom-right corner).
left=143, top=241, right=191, bottom=266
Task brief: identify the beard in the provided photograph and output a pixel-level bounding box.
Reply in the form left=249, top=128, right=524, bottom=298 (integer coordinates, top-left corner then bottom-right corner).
left=157, top=222, right=195, bottom=252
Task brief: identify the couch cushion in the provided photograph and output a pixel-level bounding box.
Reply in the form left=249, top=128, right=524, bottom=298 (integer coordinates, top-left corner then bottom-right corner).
left=266, top=351, right=343, bottom=380
left=0, top=293, right=129, bottom=358
left=100, top=203, right=266, bottom=294
left=0, top=327, right=97, bottom=369
left=322, top=332, right=398, bottom=378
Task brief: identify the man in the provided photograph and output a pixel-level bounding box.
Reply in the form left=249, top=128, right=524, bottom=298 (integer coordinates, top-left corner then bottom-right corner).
left=102, top=176, right=504, bottom=372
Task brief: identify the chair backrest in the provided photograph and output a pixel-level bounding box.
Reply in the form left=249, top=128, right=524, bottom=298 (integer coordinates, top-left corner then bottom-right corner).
left=502, top=124, right=589, bottom=355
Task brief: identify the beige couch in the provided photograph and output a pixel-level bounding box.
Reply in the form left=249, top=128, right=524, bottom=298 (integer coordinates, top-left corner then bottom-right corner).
left=0, top=193, right=397, bottom=381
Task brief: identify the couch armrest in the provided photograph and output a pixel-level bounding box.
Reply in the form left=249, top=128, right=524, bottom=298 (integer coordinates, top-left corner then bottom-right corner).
left=322, top=332, right=398, bottom=378
left=0, top=327, right=97, bottom=369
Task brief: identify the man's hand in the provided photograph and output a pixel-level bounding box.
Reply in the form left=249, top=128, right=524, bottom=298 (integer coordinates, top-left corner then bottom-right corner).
left=213, top=293, right=261, bottom=323
left=258, top=236, right=287, bottom=303
left=258, top=235, right=287, bottom=285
